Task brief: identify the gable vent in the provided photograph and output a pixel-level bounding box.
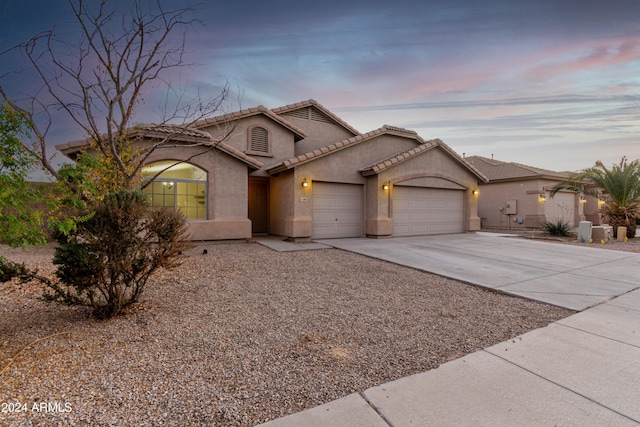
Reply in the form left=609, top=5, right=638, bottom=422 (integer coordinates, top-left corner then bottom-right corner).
left=250, top=126, right=269, bottom=153
left=282, top=108, right=310, bottom=120
left=310, top=107, right=332, bottom=123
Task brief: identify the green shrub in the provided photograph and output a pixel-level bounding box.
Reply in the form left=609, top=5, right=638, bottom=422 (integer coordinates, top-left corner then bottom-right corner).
left=542, top=219, right=572, bottom=237
left=43, top=190, right=190, bottom=318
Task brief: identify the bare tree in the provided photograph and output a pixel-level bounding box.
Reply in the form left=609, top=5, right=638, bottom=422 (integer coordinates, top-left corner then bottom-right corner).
left=0, top=0, right=229, bottom=188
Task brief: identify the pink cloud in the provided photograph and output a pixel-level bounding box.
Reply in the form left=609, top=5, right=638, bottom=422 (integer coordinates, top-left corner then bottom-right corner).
left=522, top=37, right=640, bottom=83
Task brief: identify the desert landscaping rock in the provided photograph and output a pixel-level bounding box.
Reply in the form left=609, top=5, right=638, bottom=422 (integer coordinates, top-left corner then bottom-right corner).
left=0, top=240, right=595, bottom=426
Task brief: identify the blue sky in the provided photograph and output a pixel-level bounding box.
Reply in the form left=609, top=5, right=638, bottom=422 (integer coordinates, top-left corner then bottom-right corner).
left=1, top=0, right=639, bottom=172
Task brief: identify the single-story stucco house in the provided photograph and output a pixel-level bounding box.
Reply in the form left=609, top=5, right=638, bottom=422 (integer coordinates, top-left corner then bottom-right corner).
left=465, top=155, right=601, bottom=230
left=56, top=99, right=488, bottom=241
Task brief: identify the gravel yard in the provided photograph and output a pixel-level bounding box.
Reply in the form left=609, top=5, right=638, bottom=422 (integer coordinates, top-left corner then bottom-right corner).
left=1, top=238, right=603, bottom=426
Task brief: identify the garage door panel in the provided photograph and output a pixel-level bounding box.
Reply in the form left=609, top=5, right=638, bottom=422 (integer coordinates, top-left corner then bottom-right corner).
left=313, top=211, right=337, bottom=221
left=411, top=199, right=431, bottom=209
left=393, top=186, right=464, bottom=236
left=336, top=198, right=361, bottom=209
left=312, top=182, right=363, bottom=239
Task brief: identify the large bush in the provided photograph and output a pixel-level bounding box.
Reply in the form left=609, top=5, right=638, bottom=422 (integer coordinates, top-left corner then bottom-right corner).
left=3, top=191, right=190, bottom=318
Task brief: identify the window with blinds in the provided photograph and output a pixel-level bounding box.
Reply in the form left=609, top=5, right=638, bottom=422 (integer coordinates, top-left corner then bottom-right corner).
left=248, top=126, right=270, bottom=155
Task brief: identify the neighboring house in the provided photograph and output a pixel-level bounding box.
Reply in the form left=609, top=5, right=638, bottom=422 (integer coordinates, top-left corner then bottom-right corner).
left=57, top=99, right=487, bottom=241
left=465, top=155, right=600, bottom=230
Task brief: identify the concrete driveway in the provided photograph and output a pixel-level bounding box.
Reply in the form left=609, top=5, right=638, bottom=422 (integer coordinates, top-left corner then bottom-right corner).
left=317, top=232, right=640, bottom=311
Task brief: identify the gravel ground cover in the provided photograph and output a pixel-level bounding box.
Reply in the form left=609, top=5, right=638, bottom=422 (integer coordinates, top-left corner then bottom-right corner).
left=1, top=237, right=610, bottom=426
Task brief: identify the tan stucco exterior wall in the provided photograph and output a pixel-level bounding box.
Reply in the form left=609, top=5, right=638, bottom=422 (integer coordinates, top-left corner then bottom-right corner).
left=270, top=137, right=482, bottom=239
left=198, top=115, right=296, bottom=177
left=143, top=145, right=252, bottom=240
left=280, top=115, right=358, bottom=155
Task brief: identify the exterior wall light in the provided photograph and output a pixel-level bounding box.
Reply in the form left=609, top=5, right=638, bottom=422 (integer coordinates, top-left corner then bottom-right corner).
left=382, top=183, right=389, bottom=191
left=579, top=196, right=586, bottom=204
left=598, top=199, right=605, bottom=208
left=472, top=189, right=479, bottom=196
left=301, top=178, right=309, bottom=188
left=538, top=194, right=547, bottom=203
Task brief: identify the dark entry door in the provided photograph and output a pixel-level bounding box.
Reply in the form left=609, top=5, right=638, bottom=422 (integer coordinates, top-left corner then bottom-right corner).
left=248, top=177, right=269, bottom=234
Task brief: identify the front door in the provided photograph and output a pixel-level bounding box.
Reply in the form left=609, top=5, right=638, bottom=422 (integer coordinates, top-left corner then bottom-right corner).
left=248, top=177, right=269, bottom=234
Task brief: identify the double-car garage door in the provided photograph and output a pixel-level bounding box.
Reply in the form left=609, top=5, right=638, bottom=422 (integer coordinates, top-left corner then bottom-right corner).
left=311, top=182, right=465, bottom=239
left=393, top=186, right=464, bottom=236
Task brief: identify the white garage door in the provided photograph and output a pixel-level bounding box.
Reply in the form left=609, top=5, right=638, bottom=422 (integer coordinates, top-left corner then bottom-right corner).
left=393, top=186, right=464, bottom=236
left=312, top=182, right=363, bottom=239
left=546, top=192, right=575, bottom=227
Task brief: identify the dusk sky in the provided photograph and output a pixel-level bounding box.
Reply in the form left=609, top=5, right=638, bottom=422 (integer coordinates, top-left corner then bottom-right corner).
left=1, top=0, right=639, bottom=173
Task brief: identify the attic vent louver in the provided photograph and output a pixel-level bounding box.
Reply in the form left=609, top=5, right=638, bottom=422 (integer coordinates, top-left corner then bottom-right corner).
left=282, top=108, right=309, bottom=120
left=250, top=126, right=269, bottom=153
left=281, top=107, right=332, bottom=123
left=309, top=108, right=332, bottom=123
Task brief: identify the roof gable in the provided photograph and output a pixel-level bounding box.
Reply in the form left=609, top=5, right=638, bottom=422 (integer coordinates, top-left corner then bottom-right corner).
left=266, top=125, right=424, bottom=175
left=192, top=105, right=306, bottom=141
left=361, top=140, right=488, bottom=182
left=271, top=99, right=360, bottom=137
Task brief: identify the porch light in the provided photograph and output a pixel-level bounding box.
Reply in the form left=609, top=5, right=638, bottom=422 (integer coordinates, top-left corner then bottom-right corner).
left=382, top=182, right=389, bottom=191
left=538, top=194, right=546, bottom=203
left=472, top=189, right=479, bottom=196
left=598, top=199, right=605, bottom=208
left=302, top=178, right=309, bottom=188
left=579, top=196, right=586, bottom=204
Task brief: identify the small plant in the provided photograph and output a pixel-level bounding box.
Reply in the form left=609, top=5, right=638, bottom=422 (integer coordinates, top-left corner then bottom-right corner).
left=542, top=219, right=572, bottom=237
left=1, top=190, right=190, bottom=319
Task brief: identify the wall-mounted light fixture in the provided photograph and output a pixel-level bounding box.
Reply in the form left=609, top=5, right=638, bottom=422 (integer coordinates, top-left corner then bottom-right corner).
left=382, top=182, right=389, bottom=191
left=598, top=199, right=605, bottom=208
left=538, top=194, right=547, bottom=203
left=301, top=178, right=309, bottom=188
left=472, top=189, right=479, bottom=196
left=579, top=196, right=586, bottom=204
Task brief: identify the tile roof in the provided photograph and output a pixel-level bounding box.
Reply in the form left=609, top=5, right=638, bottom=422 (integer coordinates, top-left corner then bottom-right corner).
left=191, top=105, right=307, bottom=141
left=266, top=125, right=424, bottom=175
left=55, top=124, right=263, bottom=170
left=271, top=99, right=361, bottom=136
left=209, top=141, right=263, bottom=170
left=55, top=123, right=213, bottom=156
left=465, top=156, right=569, bottom=182
left=360, top=139, right=488, bottom=182
left=132, top=123, right=212, bottom=140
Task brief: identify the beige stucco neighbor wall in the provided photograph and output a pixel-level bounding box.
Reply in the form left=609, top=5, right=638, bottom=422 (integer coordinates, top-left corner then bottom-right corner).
left=478, top=180, right=546, bottom=229
left=143, top=145, right=252, bottom=240
left=477, top=179, right=589, bottom=229
left=583, top=196, right=602, bottom=225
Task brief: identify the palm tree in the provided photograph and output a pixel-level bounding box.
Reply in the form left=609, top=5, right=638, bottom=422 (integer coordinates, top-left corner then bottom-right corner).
left=551, top=156, right=640, bottom=239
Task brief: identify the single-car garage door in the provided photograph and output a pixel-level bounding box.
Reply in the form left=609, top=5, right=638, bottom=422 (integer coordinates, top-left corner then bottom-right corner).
left=312, top=182, right=363, bottom=239
left=393, top=186, right=464, bottom=236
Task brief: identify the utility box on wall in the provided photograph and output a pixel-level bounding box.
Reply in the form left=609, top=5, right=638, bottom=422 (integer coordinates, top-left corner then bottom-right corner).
left=505, top=200, right=517, bottom=215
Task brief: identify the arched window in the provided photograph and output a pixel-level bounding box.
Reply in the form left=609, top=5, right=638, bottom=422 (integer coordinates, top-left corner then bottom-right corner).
left=247, top=126, right=271, bottom=156
left=141, top=161, right=207, bottom=220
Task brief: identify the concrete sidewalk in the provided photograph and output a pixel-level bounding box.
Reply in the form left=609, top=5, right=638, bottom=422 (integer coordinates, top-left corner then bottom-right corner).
left=257, top=234, right=640, bottom=426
